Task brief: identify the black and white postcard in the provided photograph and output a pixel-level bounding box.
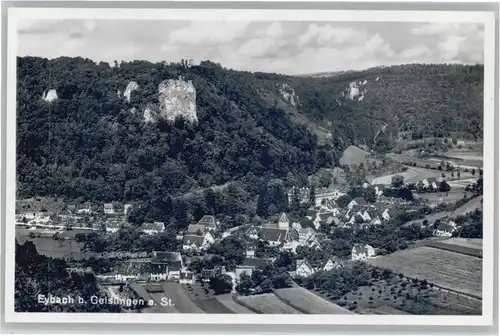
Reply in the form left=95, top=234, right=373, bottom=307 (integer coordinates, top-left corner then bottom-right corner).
left=3, top=6, right=496, bottom=326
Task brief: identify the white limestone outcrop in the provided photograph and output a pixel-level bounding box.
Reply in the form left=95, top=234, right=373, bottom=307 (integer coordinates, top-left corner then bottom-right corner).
left=158, top=79, right=197, bottom=123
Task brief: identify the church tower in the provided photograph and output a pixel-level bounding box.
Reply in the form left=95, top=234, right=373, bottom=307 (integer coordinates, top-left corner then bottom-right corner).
left=278, top=212, right=290, bottom=230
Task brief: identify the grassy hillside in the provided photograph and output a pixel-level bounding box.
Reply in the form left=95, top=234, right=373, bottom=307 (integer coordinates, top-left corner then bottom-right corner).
left=287, top=64, right=484, bottom=149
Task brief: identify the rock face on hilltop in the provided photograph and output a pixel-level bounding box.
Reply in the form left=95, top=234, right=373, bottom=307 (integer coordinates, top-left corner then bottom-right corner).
left=158, top=79, right=197, bottom=124
left=123, top=81, right=139, bottom=103
left=277, top=83, right=298, bottom=107
left=42, top=89, right=58, bottom=102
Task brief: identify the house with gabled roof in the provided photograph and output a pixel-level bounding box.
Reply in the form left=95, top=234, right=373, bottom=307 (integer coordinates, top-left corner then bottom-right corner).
left=306, top=209, right=318, bottom=220
left=298, top=227, right=315, bottom=245
left=348, top=197, right=369, bottom=210
left=321, top=257, right=343, bottom=271
left=433, top=221, right=457, bottom=237
left=258, top=227, right=288, bottom=247
left=197, top=215, right=218, bottom=231
left=294, top=259, right=315, bottom=278
left=77, top=202, right=92, bottom=214
left=103, top=203, right=115, bottom=215
left=106, top=221, right=121, bottom=233
left=150, top=251, right=183, bottom=281
left=278, top=212, right=290, bottom=229
left=187, top=224, right=206, bottom=235
left=351, top=244, right=376, bottom=261
left=182, top=231, right=215, bottom=251
left=141, top=222, right=165, bottom=235
left=179, top=270, right=195, bottom=284
left=123, top=204, right=132, bottom=215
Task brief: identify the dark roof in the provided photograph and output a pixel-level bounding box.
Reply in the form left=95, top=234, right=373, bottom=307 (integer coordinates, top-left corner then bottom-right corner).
left=241, top=257, right=273, bottom=268
left=300, top=219, right=314, bottom=228
left=198, top=215, right=217, bottom=228
left=352, top=197, right=368, bottom=206
left=306, top=209, right=317, bottom=217
left=285, top=229, right=300, bottom=242
left=259, top=227, right=288, bottom=242
left=183, top=234, right=206, bottom=246
left=187, top=224, right=206, bottom=234
left=318, top=212, right=334, bottom=222
left=436, top=223, right=456, bottom=232
left=352, top=244, right=365, bottom=254
left=427, top=177, right=438, bottom=184
left=151, top=251, right=182, bottom=263
left=296, top=259, right=314, bottom=270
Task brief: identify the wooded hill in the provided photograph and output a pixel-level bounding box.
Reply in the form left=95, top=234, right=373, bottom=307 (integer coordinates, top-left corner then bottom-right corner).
left=16, top=57, right=483, bottom=203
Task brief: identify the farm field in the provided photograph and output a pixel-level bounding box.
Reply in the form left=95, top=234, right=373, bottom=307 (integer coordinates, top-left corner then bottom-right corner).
left=162, top=282, right=205, bottom=313
left=274, top=288, right=354, bottom=314
left=426, top=240, right=482, bottom=258
left=371, top=167, right=442, bottom=185
left=417, top=190, right=472, bottom=206
left=367, top=246, right=482, bottom=298
left=193, top=298, right=234, bottom=314
left=235, top=293, right=303, bottom=314
left=215, top=294, right=256, bottom=314
left=334, top=274, right=481, bottom=315
left=16, top=228, right=85, bottom=259
left=440, top=238, right=483, bottom=250
left=402, top=211, right=450, bottom=228
left=451, top=196, right=483, bottom=217
left=387, top=154, right=481, bottom=173
left=340, top=145, right=370, bottom=166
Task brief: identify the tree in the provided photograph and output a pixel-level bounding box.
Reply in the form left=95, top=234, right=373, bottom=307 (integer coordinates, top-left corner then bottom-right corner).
left=391, top=175, right=404, bottom=188
left=471, top=169, right=476, bottom=177
left=209, top=274, right=233, bottom=295
left=439, top=181, right=451, bottom=192
left=336, top=194, right=352, bottom=209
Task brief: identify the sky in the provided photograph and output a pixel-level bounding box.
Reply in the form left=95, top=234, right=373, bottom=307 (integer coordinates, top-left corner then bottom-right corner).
left=16, top=19, right=484, bottom=75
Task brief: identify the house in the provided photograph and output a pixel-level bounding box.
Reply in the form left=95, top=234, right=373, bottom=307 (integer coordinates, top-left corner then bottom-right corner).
left=278, top=213, right=290, bottom=229
left=294, top=259, right=315, bottom=278
left=182, top=231, right=215, bottom=251
left=351, top=244, right=376, bottom=261
left=77, top=203, right=92, bottom=214
left=422, top=178, right=438, bottom=191
left=103, top=203, right=115, bottom=215
left=382, top=209, right=391, bottom=221
left=187, top=224, right=206, bottom=235
left=141, top=222, right=165, bottom=235
left=150, top=251, right=183, bottom=281
left=246, top=227, right=260, bottom=240
left=201, top=266, right=227, bottom=282
left=433, top=221, right=457, bottom=237
left=322, top=257, right=342, bottom=271
left=348, top=197, right=369, bottom=210
left=306, top=237, right=322, bottom=250
left=298, top=227, right=315, bottom=244
left=281, top=240, right=301, bottom=253
left=299, top=218, right=314, bottom=229
left=349, top=213, right=365, bottom=225
left=66, top=204, right=77, bottom=213
left=427, top=178, right=439, bottom=190
left=370, top=217, right=382, bottom=226
left=179, top=270, right=195, bottom=284
left=306, top=209, right=318, bottom=220
left=235, top=266, right=255, bottom=281
left=197, top=215, right=218, bottom=231
left=314, top=211, right=335, bottom=229
left=258, top=227, right=289, bottom=247
left=106, top=222, right=121, bottom=233
left=123, top=204, right=132, bottom=215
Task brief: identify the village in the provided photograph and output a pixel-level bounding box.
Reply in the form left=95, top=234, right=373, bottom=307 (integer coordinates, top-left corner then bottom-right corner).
left=15, top=162, right=482, bottom=315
